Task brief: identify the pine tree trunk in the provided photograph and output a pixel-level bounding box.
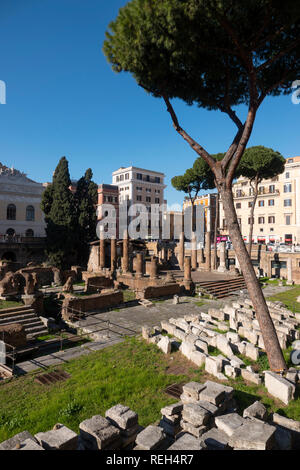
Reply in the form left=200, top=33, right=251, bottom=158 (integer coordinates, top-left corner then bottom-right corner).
left=220, top=185, right=286, bottom=372
left=248, top=179, right=258, bottom=258
left=214, top=193, right=219, bottom=270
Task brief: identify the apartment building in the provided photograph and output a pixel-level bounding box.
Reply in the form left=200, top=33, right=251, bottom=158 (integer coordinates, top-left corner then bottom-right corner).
left=97, top=184, right=119, bottom=235
left=219, top=156, right=300, bottom=245
left=182, top=193, right=218, bottom=239
left=112, top=166, right=166, bottom=238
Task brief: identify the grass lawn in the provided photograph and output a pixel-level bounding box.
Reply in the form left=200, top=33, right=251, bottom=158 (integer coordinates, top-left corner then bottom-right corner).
left=267, top=285, right=300, bottom=313
left=0, top=300, right=23, bottom=310
left=0, top=337, right=300, bottom=442
left=123, top=290, right=136, bottom=302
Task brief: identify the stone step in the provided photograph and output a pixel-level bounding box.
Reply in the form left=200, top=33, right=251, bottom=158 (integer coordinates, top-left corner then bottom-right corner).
left=25, top=324, right=48, bottom=334
left=0, top=306, right=36, bottom=315
left=0, top=318, right=42, bottom=330
left=0, top=312, right=37, bottom=324
left=0, top=309, right=36, bottom=319
left=27, top=329, right=49, bottom=340
left=0, top=315, right=41, bottom=326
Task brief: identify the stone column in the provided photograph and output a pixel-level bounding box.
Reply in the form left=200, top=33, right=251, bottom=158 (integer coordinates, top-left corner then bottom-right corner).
left=191, top=232, right=197, bottom=271
left=110, top=237, right=117, bottom=272
left=199, top=247, right=205, bottom=265
left=149, top=256, right=158, bottom=279
left=179, top=232, right=185, bottom=270
left=122, top=230, right=129, bottom=273
left=217, top=242, right=228, bottom=273
left=135, top=253, right=144, bottom=278
left=99, top=234, right=105, bottom=270
left=235, top=255, right=240, bottom=272
left=205, top=232, right=211, bottom=271
left=287, top=257, right=293, bottom=284
left=184, top=256, right=192, bottom=281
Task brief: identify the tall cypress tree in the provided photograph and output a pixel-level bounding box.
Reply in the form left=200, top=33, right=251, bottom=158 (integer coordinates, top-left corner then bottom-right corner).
left=74, top=168, right=98, bottom=265
left=41, top=157, right=76, bottom=269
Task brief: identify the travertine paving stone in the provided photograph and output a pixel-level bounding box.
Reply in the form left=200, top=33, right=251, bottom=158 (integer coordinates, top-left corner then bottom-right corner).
left=243, top=401, right=268, bottom=421
left=200, top=428, right=230, bottom=450
left=79, top=415, right=121, bottom=450
left=105, top=404, right=138, bottom=430
left=215, top=413, right=245, bottom=437
left=167, top=432, right=206, bottom=450
left=228, top=421, right=276, bottom=450
left=264, top=371, right=296, bottom=405
left=0, top=431, right=35, bottom=451
left=35, top=424, right=78, bottom=450
left=135, top=425, right=167, bottom=450
left=182, top=403, right=210, bottom=427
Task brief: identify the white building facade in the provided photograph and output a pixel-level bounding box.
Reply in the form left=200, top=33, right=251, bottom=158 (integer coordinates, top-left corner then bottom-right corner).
left=112, top=166, right=166, bottom=238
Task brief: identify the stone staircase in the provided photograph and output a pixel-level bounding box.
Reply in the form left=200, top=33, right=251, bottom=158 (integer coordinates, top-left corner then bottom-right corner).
left=197, top=277, right=247, bottom=299
left=0, top=306, right=48, bottom=341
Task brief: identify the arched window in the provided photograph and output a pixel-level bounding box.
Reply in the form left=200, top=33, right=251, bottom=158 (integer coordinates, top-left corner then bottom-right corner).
left=26, top=205, right=35, bottom=221
left=25, top=229, right=34, bottom=237
left=7, top=204, right=16, bottom=220
left=6, top=228, right=15, bottom=237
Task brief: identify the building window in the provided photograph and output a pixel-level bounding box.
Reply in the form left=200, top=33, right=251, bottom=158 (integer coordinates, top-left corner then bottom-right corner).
left=137, top=195, right=142, bottom=202
left=155, top=198, right=160, bottom=204
left=258, top=200, right=264, bottom=207
left=248, top=217, right=254, bottom=224
left=269, top=185, right=275, bottom=193
left=236, top=203, right=241, bottom=209
left=285, top=215, right=291, bottom=225
left=287, top=158, right=293, bottom=163
left=236, top=190, right=242, bottom=197
left=284, top=199, right=292, bottom=207
left=285, top=172, right=290, bottom=179
left=249, top=188, right=254, bottom=196
left=258, top=187, right=264, bottom=194
left=6, top=228, right=15, bottom=237
left=125, top=173, right=129, bottom=180
left=146, top=188, right=151, bottom=193
left=137, top=173, right=143, bottom=180
left=145, top=175, right=150, bottom=182
left=119, top=174, right=124, bottom=181
left=268, top=216, right=275, bottom=224
left=155, top=189, right=160, bottom=193
left=258, top=217, right=265, bottom=224
left=155, top=177, right=161, bottom=183
left=146, top=197, right=151, bottom=203
left=248, top=202, right=253, bottom=208
left=268, top=199, right=274, bottom=206
left=270, top=228, right=274, bottom=232
left=25, top=229, right=34, bottom=237
left=7, top=204, right=16, bottom=220
left=26, top=205, right=35, bottom=221
left=284, top=184, right=292, bottom=193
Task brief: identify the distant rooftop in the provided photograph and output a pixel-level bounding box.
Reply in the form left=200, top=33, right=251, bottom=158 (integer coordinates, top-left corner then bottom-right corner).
left=112, top=165, right=165, bottom=177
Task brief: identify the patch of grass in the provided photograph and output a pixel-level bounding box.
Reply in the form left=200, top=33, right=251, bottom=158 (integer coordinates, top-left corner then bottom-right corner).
left=267, top=286, right=300, bottom=313
left=195, top=301, right=205, bottom=308
left=123, top=290, right=136, bottom=303
left=0, top=338, right=185, bottom=441
left=0, top=338, right=300, bottom=443
left=73, top=282, right=85, bottom=287
left=213, top=328, right=228, bottom=335
left=0, top=300, right=23, bottom=310
left=207, top=346, right=223, bottom=357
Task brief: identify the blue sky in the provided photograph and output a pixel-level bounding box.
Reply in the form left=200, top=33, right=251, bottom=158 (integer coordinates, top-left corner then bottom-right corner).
left=0, top=0, right=299, bottom=206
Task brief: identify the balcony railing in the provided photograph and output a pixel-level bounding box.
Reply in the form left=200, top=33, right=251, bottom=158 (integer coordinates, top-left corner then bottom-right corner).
left=235, top=188, right=280, bottom=198
left=0, top=235, right=45, bottom=244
